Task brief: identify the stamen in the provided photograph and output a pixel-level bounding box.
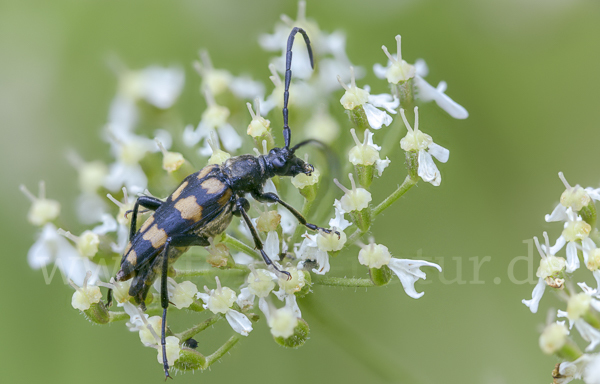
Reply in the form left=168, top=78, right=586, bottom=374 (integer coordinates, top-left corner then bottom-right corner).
left=298, top=0, right=306, bottom=21
left=215, top=276, right=222, bottom=293
left=337, top=75, right=350, bottom=92
left=207, top=131, right=220, bottom=152
left=350, top=128, right=361, bottom=146
left=19, top=184, right=36, bottom=202
left=39, top=180, right=46, bottom=200
left=399, top=109, right=413, bottom=132
left=262, top=140, right=268, bottom=155
left=395, top=35, right=402, bottom=62
left=268, top=64, right=281, bottom=87
left=155, top=139, right=168, bottom=156
left=246, top=102, right=257, bottom=119
left=382, top=45, right=395, bottom=63
left=558, top=172, right=571, bottom=190
left=200, top=50, right=213, bottom=70
left=333, top=178, right=350, bottom=194
left=83, top=271, right=92, bottom=289
left=543, top=232, right=552, bottom=256
left=57, top=228, right=79, bottom=243
left=348, top=173, right=356, bottom=191
left=350, top=66, right=356, bottom=89
left=106, top=193, right=123, bottom=208
left=280, top=14, right=294, bottom=26
left=533, top=236, right=546, bottom=259
left=413, top=107, right=419, bottom=132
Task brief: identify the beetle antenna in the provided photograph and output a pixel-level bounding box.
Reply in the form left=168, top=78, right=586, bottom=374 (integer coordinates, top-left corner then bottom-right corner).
left=283, top=27, right=314, bottom=149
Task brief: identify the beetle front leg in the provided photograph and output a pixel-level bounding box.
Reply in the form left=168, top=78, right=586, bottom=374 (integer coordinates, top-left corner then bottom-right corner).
left=252, top=191, right=340, bottom=238
left=235, top=198, right=291, bottom=279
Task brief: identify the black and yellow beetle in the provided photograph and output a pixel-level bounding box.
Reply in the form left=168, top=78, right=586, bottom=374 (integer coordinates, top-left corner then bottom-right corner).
left=107, top=27, right=336, bottom=378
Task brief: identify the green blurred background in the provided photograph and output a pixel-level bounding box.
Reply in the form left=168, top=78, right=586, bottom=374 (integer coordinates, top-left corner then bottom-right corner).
left=2, top=0, right=600, bottom=382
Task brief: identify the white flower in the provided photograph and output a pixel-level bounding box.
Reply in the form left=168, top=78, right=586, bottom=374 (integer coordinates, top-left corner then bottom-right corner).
left=373, top=35, right=416, bottom=84
left=28, top=223, right=102, bottom=286
left=153, top=277, right=198, bottom=310
left=206, top=131, right=231, bottom=165
left=118, top=65, right=184, bottom=109
left=246, top=268, right=277, bottom=298
left=20, top=182, right=60, bottom=226
left=539, top=321, right=569, bottom=355
left=268, top=306, right=298, bottom=339
left=297, top=233, right=330, bottom=275
left=400, top=107, right=449, bottom=186
left=550, top=208, right=595, bottom=273
left=155, top=139, right=185, bottom=173
left=338, top=67, right=399, bottom=130
left=183, top=89, right=242, bottom=155
left=348, top=128, right=390, bottom=176
left=196, top=277, right=253, bottom=336
left=358, top=242, right=392, bottom=269
left=554, top=354, right=594, bottom=384
left=97, top=277, right=131, bottom=305
left=57, top=229, right=100, bottom=258
left=70, top=272, right=102, bottom=311
left=584, top=354, right=600, bottom=384
left=546, top=172, right=598, bottom=222
left=574, top=319, right=600, bottom=352
left=194, top=50, right=233, bottom=96
left=246, top=99, right=271, bottom=138
left=333, top=173, right=372, bottom=213
left=303, top=106, right=340, bottom=144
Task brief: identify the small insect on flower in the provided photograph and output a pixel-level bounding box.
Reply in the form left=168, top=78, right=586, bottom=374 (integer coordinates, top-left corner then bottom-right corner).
left=105, top=27, right=339, bottom=379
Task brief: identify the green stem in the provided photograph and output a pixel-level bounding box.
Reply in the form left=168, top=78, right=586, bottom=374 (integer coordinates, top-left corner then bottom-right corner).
left=175, top=314, right=223, bottom=341
left=174, top=265, right=249, bottom=278
left=372, top=175, right=418, bottom=217
left=204, top=334, right=241, bottom=368
left=312, top=275, right=374, bottom=288
left=222, top=234, right=261, bottom=260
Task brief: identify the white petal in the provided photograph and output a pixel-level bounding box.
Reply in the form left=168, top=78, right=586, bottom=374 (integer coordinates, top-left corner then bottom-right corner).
left=328, top=207, right=351, bottom=231
left=367, top=93, right=399, bottom=114
left=566, top=241, right=580, bottom=273
left=284, top=294, right=302, bottom=318
left=92, top=213, right=118, bottom=235
left=104, top=163, right=147, bottom=194
left=550, top=235, right=567, bottom=256
left=278, top=208, right=297, bottom=234
left=545, top=203, right=568, bottom=222
left=414, top=75, right=468, bottom=119
left=574, top=319, right=600, bottom=351
left=140, top=66, right=184, bottom=109
left=76, top=193, right=108, bottom=225
left=154, top=129, right=173, bottom=150
left=258, top=297, right=271, bottom=321
left=373, top=62, right=388, bottom=79
left=225, top=310, right=253, bottom=336
left=417, top=149, right=441, bottom=186
left=182, top=124, right=203, bottom=147
left=217, top=123, right=242, bottom=152
left=108, top=95, right=138, bottom=133
left=236, top=287, right=255, bottom=310
left=387, top=258, right=442, bottom=299
left=232, top=252, right=255, bottom=265
left=228, top=76, right=265, bottom=99
left=427, top=142, right=449, bottom=163
left=375, top=157, right=391, bottom=177
left=313, top=249, right=330, bottom=275
left=521, top=277, right=546, bottom=313
left=27, top=224, right=60, bottom=269
left=265, top=231, right=280, bottom=262
left=362, top=103, right=392, bottom=130
left=585, top=187, right=600, bottom=202
left=414, top=59, right=429, bottom=77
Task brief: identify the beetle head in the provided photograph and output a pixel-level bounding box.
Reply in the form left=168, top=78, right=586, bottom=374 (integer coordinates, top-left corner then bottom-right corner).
left=267, top=147, right=314, bottom=177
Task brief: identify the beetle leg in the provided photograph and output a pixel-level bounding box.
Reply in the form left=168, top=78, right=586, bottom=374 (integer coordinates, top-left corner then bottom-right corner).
left=236, top=198, right=291, bottom=279
left=158, top=234, right=210, bottom=379
left=106, top=196, right=164, bottom=308
left=252, top=191, right=340, bottom=238
left=127, top=196, right=163, bottom=240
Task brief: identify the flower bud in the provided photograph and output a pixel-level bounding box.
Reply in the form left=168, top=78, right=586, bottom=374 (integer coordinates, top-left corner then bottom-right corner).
left=316, top=230, right=346, bottom=252
left=273, top=318, right=310, bottom=349
left=174, top=348, right=206, bottom=371
left=206, top=241, right=234, bottom=268
left=539, top=322, right=568, bottom=355
left=292, top=168, right=320, bottom=201
left=278, top=267, right=306, bottom=295
left=567, top=293, right=591, bottom=321
left=256, top=210, right=282, bottom=232
left=20, top=182, right=61, bottom=226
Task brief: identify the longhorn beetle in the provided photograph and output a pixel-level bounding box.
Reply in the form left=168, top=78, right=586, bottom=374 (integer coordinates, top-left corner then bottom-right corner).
left=106, top=27, right=337, bottom=378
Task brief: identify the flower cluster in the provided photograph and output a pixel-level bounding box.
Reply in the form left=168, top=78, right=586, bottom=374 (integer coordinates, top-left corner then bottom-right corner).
left=523, top=172, right=600, bottom=383
left=21, top=1, right=468, bottom=376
